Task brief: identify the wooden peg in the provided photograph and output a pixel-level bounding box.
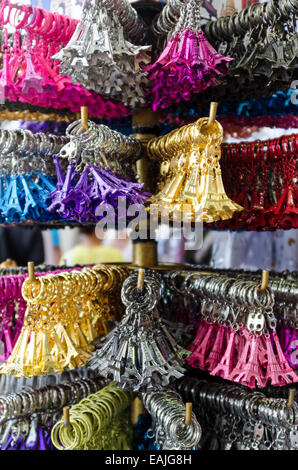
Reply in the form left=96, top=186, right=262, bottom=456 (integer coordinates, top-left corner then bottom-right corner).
left=131, top=397, right=145, bottom=425
left=185, top=402, right=192, bottom=426
left=27, top=261, right=35, bottom=282
left=259, top=270, right=269, bottom=291
left=63, top=406, right=71, bottom=429
left=207, top=102, right=218, bottom=126
left=287, top=389, right=295, bottom=408
left=137, top=268, right=145, bottom=290
left=81, top=106, right=88, bottom=132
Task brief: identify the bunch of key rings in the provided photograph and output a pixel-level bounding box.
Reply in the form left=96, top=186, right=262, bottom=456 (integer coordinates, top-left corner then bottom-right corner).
left=48, top=118, right=149, bottom=223
left=186, top=266, right=298, bottom=374
left=0, top=267, right=80, bottom=363
left=0, top=363, right=94, bottom=395
left=148, top=114, right=298, bottom=231
left=0, top=0, right=296, bottom=116
left=0, top=272, right=27, bottom=362
left=176, top=377, right=298, bottom=450
left=99, top=0, right=148, bottom=44
left=0, top=265, right=129, bottom=378
left=55, top=0, right=151, bottom=108
left=0, top=376, right=105, bottom=450
left=0, top=1, right=129, bottom=119
left=202, top=0, right=298, bottom=98
left=142, top=390, right=202, bottom=450
left=177, top=271, right=298, bottom=388
left=147, top=114, right=243, bottom=224
left=0, top=129, right=68, bottom=224
left=51, top=383, right=134, bottom=450
left=0, top=266, right=297, bottom=451
left=88, top=269, right=190, bottom=392
left=157, top=0, right=298, bottom=109
left=145, top=0, right=234, bottom=110
left=0, top=117, right=149, bottom=225
left=159, top=268, right=297, bottom=383
left=212, top=134, right=298, bottom=231
left=0, top=264, right=127, bottom=366
left=270, top=277, right=298, bottom=368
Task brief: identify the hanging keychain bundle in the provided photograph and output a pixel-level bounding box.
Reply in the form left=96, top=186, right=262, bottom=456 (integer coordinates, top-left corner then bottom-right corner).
left=91, top=264, right=130, bottom=334
left=142, top=390, right=202, bottom=450
left=144, top=0, right=233, bottom=110
left=0, top=264, right=129, bottom=363
left=170, top=266, right=298, bottom=370
left=0, top=273, right=27, bottom=362
left=0, top=267, right=129, bottom=377
left=177, top=272, right=298, bottom=388
left=51, top=383, right=133, bottom=450
left=176, top=377, right=298, bottom=450
left=0, top=267, right=81, bottom=362
left=0, top=376, right=105, bottom=451
left=96, top=0, right=149, bottom=45
left=228, top=270, right=298, bottom=371
left=203, top=0, right=298, bottom=99
left=224, top=88, right=298, bottom=118
left=160, top=0, right=298, bottom=109
left=272, top=279, right=298, bottom=370
left=0, top=129, right=68, bottom=224
left=0, top=364, right=94, bottom=396
left=210, top=133, right=298, bottom=231
left=147, top=111, right=243, bottom=224
left=132, top=412, right=158, bottom=451
left=88, top=270, right=189, bottom=392
left=48, top=118, right=149, bottom=223
left=0, top=1, right=129, bottom=119
left=53, top=0, right=151, bottom=109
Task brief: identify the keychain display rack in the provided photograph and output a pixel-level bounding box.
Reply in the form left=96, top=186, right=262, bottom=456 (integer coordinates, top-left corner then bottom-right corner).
left=0, top=0, right=297, bottom=453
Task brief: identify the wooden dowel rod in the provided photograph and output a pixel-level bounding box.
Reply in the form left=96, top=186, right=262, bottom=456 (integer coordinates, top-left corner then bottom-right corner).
left=63, top=406, right=71, bottom=429
left=28, top=261, right=35, bottom=282
left=287, top=389, right=295, bottom=408
left=185, top=402, right=192, bottom=426
left=131, top=397, right=145, bottom=425
left=137, top=268, right=145, bottom=290
left=207, top=102, right=218, bottom=126
left=259, top=270, right=269, bottom=291
left=81, top=106, right=88, bottom=132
